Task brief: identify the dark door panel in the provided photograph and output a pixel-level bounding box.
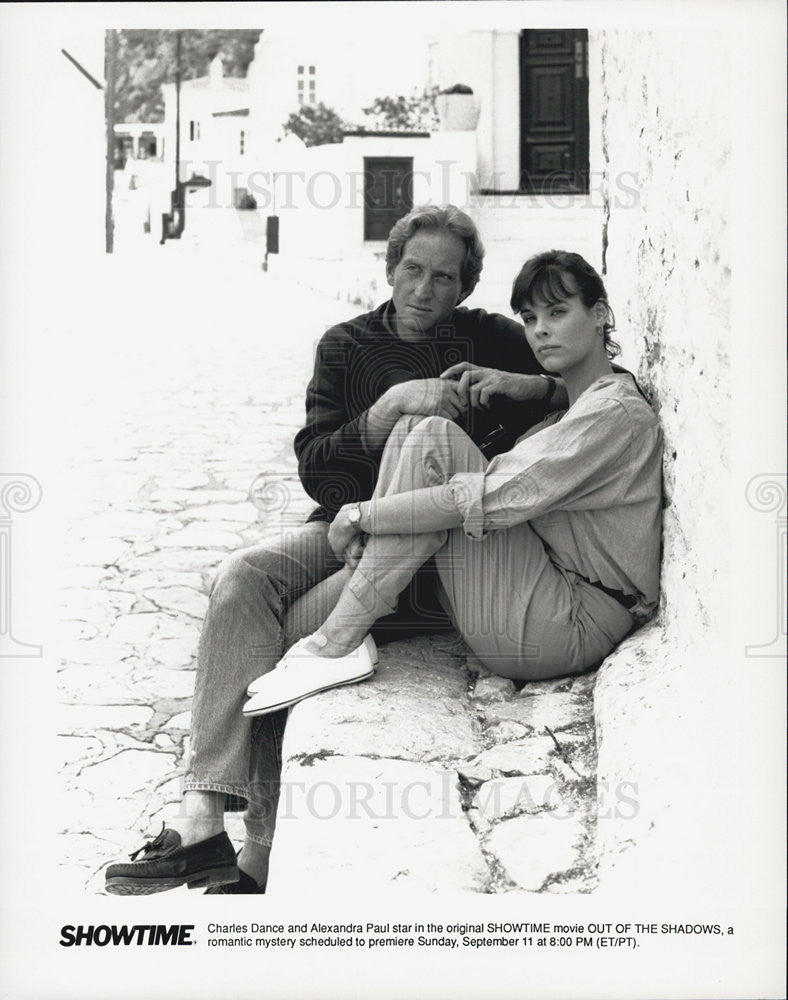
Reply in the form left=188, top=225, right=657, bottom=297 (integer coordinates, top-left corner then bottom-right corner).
left=364, top=157, right=414, bottom=241
left=520, top=29, right=589, bottom=194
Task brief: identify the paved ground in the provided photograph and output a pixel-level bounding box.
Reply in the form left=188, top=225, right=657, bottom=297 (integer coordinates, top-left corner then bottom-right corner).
left=56, top=249, right=351, bottom=893
left=56, top=244, right=600, bottom=895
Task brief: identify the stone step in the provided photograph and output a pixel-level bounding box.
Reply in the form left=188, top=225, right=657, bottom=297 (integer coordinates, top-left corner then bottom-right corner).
left=267, top=632, right=600, bottom=894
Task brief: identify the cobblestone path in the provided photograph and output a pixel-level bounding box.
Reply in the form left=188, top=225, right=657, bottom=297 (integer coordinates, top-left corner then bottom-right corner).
left=56, top=252, right=351, bottom=893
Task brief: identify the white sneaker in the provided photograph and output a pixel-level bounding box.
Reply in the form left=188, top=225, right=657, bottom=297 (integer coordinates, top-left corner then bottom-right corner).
left=243, top=634, right=378, bottom=716
left=245, top=635, right=330, bottom=697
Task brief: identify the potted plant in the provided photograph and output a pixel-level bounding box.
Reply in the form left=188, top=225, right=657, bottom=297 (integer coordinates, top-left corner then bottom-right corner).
left=436, top=84, right=480, bottom=131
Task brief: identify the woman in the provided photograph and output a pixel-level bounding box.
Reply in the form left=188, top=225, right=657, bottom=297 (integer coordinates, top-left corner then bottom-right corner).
left=243, top=249, right=663, bottom=711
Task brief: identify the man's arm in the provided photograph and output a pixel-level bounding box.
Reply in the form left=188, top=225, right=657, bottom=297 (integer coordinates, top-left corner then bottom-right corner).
left=363, top=378, right=467, bottom=442
left=294, top=325, right=468, bottom=516
left=447, top=311, right=569, bottom=410
left=440, top=362, right=568, bottom=411
left=293, top=326, right=379, bottom=515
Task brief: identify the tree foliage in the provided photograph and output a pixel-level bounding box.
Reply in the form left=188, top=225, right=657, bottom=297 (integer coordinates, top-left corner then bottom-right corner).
left=361, top=87, right=439, bottom=131
left=282, top=103, right=346, bottom=147
left=112, top=29, right=262, bottom=122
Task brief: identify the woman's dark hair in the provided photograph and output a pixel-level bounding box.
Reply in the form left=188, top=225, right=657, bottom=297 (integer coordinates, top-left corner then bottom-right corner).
left=510, top=250, right=621, bottom=359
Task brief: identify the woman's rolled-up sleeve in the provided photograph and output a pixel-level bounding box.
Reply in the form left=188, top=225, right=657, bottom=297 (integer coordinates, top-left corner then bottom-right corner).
left=448, top=395, right=635, bottom=538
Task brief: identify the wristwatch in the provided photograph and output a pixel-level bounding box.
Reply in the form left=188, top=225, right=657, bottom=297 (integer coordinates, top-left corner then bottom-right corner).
left=347, top=503, right=363, bottom=526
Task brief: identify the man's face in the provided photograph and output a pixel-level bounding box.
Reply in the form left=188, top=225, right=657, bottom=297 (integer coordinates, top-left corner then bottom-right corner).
left=387, top=229, right=468, bottom=336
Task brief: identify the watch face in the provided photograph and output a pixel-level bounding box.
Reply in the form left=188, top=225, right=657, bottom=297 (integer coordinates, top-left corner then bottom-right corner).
left=349, top=506, right=361, bottom=523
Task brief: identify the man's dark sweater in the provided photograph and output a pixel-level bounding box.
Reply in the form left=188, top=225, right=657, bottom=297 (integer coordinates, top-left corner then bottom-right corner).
left=294, top=300, right=551, bottom=521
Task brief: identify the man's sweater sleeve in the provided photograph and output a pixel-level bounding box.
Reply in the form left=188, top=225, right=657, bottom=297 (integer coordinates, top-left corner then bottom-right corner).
left=293, top=325, right=382, bottom=516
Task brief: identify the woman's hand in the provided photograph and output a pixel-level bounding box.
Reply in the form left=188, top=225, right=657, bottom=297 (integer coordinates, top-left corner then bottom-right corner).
left=440, top=362, right=547, bottom=409
left=328, top=505, right=365, bottom=565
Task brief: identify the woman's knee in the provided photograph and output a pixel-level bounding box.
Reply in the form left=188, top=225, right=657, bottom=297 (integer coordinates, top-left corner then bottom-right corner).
left=384, top=414, right=431, bottom=453
left=389, top=413, right=460, bottom=444
left=406, top=414, right=454, bottom=440
left=389, top=415, right=470, bottom=461
left=415, top=415, right=480, bottom=452
left=379, top=415, right=454, bottom=480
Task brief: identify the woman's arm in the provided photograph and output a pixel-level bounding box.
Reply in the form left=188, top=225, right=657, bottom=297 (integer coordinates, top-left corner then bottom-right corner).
left=363, top=486, right=464, bottom=535
left=327, top=486, right=463, bottom=560
left=329, top=381, right=656, bottom=560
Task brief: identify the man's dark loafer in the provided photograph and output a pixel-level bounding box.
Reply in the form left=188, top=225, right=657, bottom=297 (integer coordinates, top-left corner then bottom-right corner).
left=204, top=868, right=265, bottom=894
left=105, top=824, right=238, bottom=895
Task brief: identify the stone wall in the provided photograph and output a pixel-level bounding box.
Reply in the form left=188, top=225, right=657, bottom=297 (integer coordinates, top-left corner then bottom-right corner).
left=589, top=28, right=732, bottom=642
left=587, top=28, right=735, bottom=891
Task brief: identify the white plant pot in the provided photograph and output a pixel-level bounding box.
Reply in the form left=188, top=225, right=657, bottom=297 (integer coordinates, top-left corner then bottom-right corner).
left=436, top=93, right=480, bottom=131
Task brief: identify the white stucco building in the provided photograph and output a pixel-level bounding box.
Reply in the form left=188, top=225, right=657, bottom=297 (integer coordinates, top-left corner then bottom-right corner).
left=161, top=56, right=250, bottom=196
left=256, top=26, right=602, bottom=313
left=155, top=26, right=603, bottom=309
left=246, top=25, right=429, bottom=146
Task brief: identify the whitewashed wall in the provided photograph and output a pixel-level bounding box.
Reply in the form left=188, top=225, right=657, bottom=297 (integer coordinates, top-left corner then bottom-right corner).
left=589, top=28, right=733, bottom=642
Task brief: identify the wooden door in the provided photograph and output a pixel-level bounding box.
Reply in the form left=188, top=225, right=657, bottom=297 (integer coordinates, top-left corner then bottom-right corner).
left=364, top=157, right=413, bottom=241
left=519, top=29, right=589, bottom=194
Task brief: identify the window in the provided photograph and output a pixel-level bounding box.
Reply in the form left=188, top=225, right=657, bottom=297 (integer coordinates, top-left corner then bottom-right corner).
left=189, top=120, right=200, bottom=142
left=138, top=133, right=156, bottom=159
left=297, top=64, right=316, bottom=106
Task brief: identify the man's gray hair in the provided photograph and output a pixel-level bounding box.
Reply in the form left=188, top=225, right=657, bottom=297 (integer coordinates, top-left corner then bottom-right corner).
left=385, top=205, right=485, bottom=295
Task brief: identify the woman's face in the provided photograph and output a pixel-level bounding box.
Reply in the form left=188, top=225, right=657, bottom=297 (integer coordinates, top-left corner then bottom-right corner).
left=519, top=285, right=603, bottom=375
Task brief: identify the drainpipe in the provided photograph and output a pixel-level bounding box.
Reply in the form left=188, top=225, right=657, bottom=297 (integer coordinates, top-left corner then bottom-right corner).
left=104, top=29, right=117, bottom=253
left=162, top=30, right=184, bottom=241
left=172, top=30, right=185, bottom=237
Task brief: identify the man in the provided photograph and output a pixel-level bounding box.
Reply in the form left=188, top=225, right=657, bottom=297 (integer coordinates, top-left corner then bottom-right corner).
left=105, top=205, right=563, bottom=896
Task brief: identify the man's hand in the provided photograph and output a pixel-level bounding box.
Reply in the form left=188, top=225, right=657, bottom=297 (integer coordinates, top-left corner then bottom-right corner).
left=440, top=362, right=550, bottom=409
left=385, top=378, right=468, bottom=421
left=328, top=505, right=365, bottom=565
left=343, top=534, right=366, bottom=570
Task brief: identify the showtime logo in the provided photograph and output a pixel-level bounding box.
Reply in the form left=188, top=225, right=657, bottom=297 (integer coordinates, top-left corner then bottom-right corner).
left=59, top=924, right=195, bottom=946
